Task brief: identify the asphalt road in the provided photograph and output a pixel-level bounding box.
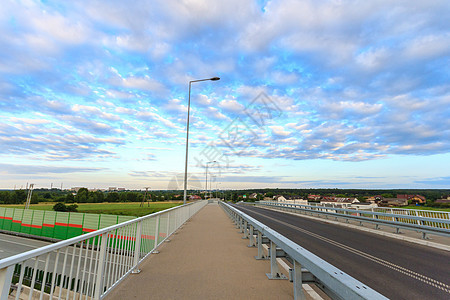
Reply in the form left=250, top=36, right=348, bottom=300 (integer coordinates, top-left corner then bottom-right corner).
left=0, top=233, right=121, bottom=285
left=234, top=204, right=450, bottom=300
left=0, top=233, right=52, bottom=260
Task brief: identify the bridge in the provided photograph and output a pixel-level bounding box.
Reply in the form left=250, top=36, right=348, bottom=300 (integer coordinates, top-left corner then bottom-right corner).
left=0, top=200, right=449, bottom=299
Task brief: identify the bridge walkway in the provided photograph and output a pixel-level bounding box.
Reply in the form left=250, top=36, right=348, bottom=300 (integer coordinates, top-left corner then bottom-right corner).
left=106, top=202, right=318, bottom=300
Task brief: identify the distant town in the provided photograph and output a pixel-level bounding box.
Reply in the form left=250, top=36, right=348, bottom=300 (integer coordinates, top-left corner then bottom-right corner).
left=0, top=187, right=449, bottom=209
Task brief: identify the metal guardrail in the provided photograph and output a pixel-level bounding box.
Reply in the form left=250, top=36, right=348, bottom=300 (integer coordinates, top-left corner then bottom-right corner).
left=220, top=201, right=388, bottom=300
left=0, top=201, right=207, bottom=300
left=256, top=201, right=450, bottom=239
left=307, top=202, right=450, bottom=223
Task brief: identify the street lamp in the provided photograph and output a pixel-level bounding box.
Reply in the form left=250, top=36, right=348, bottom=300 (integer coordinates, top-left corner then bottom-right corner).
left=210, top=175, right=216, bottom=199
left=183, top=77, right=220, bottom=204
left=205, top=161, right=216, bottom=200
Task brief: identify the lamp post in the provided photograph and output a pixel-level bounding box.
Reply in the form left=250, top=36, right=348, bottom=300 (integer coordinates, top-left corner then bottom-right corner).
left=210, top=175, right=216, bottom=199
left=205, top=161, right=216, bottom=200
left=183, top=77, right=220, bottom=205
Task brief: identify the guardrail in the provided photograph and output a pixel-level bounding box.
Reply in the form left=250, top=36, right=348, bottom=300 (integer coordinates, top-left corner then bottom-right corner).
left=255, top=201, right=450, bottom=239
left=306, top=202, right=450, bottom=222
left=0, top=201, right=207, bottom=300
left=220, top=201, right=388, bottom=300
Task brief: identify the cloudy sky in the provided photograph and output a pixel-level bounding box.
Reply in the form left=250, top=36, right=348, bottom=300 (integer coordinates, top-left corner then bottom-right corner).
left=1, top=0, right=449, bottom=190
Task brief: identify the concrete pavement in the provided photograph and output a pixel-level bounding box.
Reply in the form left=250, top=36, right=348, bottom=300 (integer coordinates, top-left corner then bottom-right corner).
left=106, top=203, right=303, bottom=300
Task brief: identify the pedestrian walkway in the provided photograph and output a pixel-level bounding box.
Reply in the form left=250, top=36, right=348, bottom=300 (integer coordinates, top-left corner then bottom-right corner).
left=106, top=203, right=300, bottom=300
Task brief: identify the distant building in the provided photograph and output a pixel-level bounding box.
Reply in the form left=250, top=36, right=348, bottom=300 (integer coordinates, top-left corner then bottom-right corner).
left=189, top=195, right=202, bottom=200
left=351, top=202, right=378, bottom=209
left=379, top=198, right=408, bottom=207
left=71, top=187, right=85, bottom=192
left=397, top=194, right=426, bottom=204
left=366, top=195, right=382, bottom=203
left=320, top=197, right=359, bottom=207
left=408, top=195, right=426, bottom=204
left=274, top=195, right=307, bottom=205
left=435, top=196, right=450, bottom=204
left=273, top=195, right=286, bottom=201
left=308, top=194, right=321, bottom=201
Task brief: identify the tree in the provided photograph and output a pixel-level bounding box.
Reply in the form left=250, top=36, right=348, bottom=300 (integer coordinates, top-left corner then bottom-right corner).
left=53, top=202, right=67, bottom=212
left=0, top=191, right=11, bottom=204
left=126, top=192, right=137, bottom=202
left=30, top=193, right=39, bottom=204
left=67, top=204, right=78, bottom=212
left=53, top=203, right=78, bottom=212
left=75, top=188, right=89, bottom=203
left=106, top=192, right=119, bottom=202
left=66, top=193, right=75, bottom=203
left=12, top=190, right=27, bottom=204
left=94, top=191, right=104, bottom=203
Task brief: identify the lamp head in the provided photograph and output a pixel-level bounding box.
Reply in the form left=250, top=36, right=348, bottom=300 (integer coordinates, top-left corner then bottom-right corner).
left=210, top=77, right=220, bottom=81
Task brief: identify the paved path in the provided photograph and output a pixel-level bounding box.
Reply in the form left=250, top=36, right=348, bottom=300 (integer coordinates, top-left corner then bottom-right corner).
left=106, top=203, right=297, bottom=300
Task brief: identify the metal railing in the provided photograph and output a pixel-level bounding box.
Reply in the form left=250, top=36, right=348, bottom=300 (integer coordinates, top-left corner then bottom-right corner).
left=306, top=202, right=450, bottom=222
left=255, top=201, right=450, bottom=239
left=0, top=201, right=207, bottom=300
left=220, top=201, right=388, bottom=300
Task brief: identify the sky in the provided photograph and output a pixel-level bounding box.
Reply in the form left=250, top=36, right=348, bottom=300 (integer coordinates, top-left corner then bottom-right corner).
left=0, top=0, right=449, bottom=191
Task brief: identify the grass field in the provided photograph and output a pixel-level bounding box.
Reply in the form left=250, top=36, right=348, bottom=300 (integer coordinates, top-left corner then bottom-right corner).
left=402, top=206, right=450, bottom=212
left=0, top=202, right=183, bottom=217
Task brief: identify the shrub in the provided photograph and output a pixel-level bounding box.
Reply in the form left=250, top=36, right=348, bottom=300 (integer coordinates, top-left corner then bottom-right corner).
left=53, top=203, right=78, bottom=212
left=53, top=202, right=67, bottom=212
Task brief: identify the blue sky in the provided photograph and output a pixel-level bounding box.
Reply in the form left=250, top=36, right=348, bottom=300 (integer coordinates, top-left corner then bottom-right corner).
left=1, top=0, right=449, bottom=190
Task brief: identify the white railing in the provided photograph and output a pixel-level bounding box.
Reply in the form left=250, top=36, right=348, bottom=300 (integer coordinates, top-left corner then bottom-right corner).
left=220, top=202, right=388, bottom=300
left=0, top=201, right=207, bottom=300
left=255, top=201, right=450, bottom=239
left=307, top=202, right=450, bottom=221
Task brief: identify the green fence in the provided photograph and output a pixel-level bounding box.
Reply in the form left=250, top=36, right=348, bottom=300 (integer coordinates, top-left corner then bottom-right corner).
left=0, top=207, right=135, bottom=240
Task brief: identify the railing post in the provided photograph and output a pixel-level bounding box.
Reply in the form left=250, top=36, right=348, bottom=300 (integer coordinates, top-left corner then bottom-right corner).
left=242, top=220, right=249, bottom=239
left=293, top=260, right=305, bottom=300
left=131, top=221, right=143, bottom=274
left=153, top=215, right=160, bottom=253
left=415, top=210, right=422, bottom=225
left=255, top=231, right=265, bottom=260
left=94, top=233, right=109, bottom=299
left=166, top=212, right=171, bottom=241
left=0, top=266, right=14, bottom=300
left=266, top=241, right=286, bottom=279
left=248, top=225, right=255, bottom=247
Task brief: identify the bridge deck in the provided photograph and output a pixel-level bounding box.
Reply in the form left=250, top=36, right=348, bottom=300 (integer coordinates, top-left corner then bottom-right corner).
left=106, top=202, right=308, bottom=300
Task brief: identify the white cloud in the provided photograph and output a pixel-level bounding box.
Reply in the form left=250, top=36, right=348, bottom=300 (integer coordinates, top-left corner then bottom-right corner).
left=218, top=99, right=245, bottom=112
left=269, top=126, right=291, bottom=137
left=164, top=99, right=187, bottom=113
left=136, top=111, right=179, bottom=129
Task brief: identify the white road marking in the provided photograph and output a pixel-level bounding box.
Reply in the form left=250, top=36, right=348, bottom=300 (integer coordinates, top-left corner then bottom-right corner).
left=243, top=207, right=450, bottom=294
left=0, top=237, right=48, bottom=248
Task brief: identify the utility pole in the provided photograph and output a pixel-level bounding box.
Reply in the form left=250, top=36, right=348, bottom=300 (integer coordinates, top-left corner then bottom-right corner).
left=25, top=184, right=34, bottom=209
left=141, top=187, right=151, bottom=207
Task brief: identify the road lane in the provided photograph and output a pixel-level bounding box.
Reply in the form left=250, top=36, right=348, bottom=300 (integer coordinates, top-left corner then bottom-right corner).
left=235, top=204, right=450, bottom=300
left=0, top=233, right=52, bottom=259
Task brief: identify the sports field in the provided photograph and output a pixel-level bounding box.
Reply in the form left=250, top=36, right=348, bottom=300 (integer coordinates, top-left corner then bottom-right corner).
left=0, top=202, right=183, bottom=217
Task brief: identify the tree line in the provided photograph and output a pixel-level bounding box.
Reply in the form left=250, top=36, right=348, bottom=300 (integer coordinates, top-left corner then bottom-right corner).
left=0, top=188, right=449, bottom=208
